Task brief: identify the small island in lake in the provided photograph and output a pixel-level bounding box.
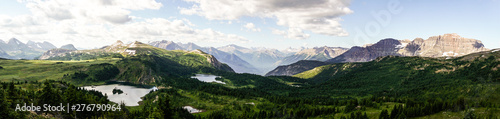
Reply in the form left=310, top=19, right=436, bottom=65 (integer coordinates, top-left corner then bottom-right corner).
left=112, top=88, right=124, bottom=94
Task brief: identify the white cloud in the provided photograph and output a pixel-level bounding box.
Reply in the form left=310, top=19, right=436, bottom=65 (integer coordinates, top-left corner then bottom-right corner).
left=272, top=29, right=286, bottom=36
left=272, top=28, right=310, bottom=40
left=21, top=0, right=162, bottom=24
left=115, top=18, right=247, bottom=43
left=243, top=23, right=261, bottom=32
left=0, top=0, right=248, bottom=48
left=179, top=0, right=353, bottom=37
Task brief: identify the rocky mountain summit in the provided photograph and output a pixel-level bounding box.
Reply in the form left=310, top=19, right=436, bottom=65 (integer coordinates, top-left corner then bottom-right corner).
left=60, top=44, right=78, bottom=50
left=398, top=33, right=488, bottom=57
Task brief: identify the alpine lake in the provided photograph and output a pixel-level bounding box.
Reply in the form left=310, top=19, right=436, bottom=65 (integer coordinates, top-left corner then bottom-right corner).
left=81, top=74, right=221, bottom=113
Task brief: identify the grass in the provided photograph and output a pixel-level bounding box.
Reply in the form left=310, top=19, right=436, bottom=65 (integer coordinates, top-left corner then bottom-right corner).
left=0, top=58, right=120, bottom=85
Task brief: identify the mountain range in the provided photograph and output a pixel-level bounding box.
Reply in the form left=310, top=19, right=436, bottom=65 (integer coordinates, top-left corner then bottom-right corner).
left=266, top=33, right=489, bottom=76
left=0, top=38, right=57, bottom=59
left=1, top=33, right=499, bottom=118
left=2, top=38, right=349, bottom=75
left=274, top=46, right=349, bottom=66
left=1, top=33, right=490, bottom=77
left=146, top=41, right=355, bottom=75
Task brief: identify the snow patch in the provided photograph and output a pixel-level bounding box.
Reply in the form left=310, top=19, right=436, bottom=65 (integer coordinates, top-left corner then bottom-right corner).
left=129, top=43, right=137, bottom=48
left=395, top=43, right=408, bottom=49
left=493, top=49, right=500, bottom=53
left=125, top=49, right=136, bottom=55
left=183, top=106, right=202, bottom=113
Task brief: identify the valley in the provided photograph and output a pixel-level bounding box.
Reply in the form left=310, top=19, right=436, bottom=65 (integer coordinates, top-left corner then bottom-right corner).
left=1, top=0, right=498, bottom=118
left=0, top=36, right=499, bottom=118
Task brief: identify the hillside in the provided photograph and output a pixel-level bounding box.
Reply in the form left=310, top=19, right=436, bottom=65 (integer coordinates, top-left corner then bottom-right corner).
left=148, top=41, right=261, bottom=74
left=293, top=49, right=500, bottom=99
left=265, top=60, right=328, bottom=76
left=8, top=41, right=234, bottom=85
left=267, top=34, right=490, bottom=76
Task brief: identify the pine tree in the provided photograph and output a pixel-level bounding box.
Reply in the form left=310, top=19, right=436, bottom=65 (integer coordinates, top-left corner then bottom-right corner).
left=158, top=96, right=172, bottom=119
left=397, top=112, right=406, bottom=119
left=390, top=105, right=400, bottom=119
left=39, top=80, right=62, bottom=116
left=0, top=89, right=14, bottom=119
left=379, top=109, right=389, bottom=119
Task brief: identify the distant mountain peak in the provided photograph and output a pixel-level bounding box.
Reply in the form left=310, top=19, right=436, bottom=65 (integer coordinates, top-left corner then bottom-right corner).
left=148, top=40, right=183, bottom=50
left=223, top=44, right=248, bottom=49
left=274, top=46, right=349, bottom=66
left=8, top=38, right=22, bottom=45
left=110, top=40, right=125, bottom=47
left=115, top=40, right=124, bottom=44
left=227, top=44, right=239, bottom=47
left=60, top=44, right=77, bottom=50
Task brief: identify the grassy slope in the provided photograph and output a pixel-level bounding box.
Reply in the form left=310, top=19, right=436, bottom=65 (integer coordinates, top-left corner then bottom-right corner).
left=0, top=58, right=120, bottom=85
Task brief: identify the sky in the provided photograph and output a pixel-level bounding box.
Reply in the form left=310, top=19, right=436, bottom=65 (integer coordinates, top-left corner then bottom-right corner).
left=0, top=0, right=499, bottom=50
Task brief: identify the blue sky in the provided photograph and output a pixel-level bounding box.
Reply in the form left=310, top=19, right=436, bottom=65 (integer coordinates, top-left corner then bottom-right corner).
left=0, top=0, right=499, bottom=50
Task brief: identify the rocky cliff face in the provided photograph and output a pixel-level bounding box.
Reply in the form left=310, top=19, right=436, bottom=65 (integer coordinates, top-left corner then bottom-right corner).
left=268, top=34, right=489, bottom=76
left=328, top=34, right=488, bottom=63
left=327, top=38, right=403, bottom=63
left=399, top=33, right=488, bottom=57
